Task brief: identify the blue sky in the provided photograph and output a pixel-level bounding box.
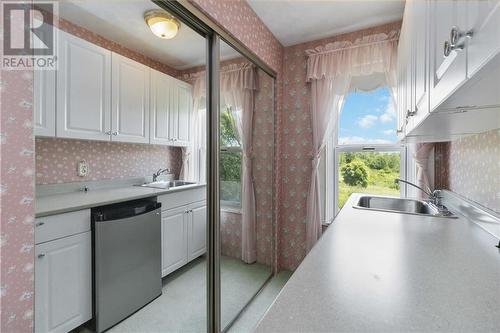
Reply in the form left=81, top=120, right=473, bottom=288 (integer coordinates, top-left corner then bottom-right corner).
left=338, top=87, right=397, bottom=144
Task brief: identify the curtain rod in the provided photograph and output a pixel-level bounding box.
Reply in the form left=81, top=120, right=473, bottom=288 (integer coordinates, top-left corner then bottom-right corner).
left=306, top=37, right=399, bottom=57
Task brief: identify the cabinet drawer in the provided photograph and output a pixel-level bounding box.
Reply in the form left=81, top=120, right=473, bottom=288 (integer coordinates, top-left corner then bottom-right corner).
left=157, top=186, right=206, bottom=211
left=35, top=210, right=91, bottom=245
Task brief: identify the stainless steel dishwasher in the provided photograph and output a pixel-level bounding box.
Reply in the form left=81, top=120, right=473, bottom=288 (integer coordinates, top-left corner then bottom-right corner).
left=91, top=198, right=162, bottom=333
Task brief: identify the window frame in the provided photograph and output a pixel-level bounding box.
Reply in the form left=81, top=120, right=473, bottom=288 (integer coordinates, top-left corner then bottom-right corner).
left=321, top=85, right=408, bottom=222
left=219, top=106, right=242, bottom=209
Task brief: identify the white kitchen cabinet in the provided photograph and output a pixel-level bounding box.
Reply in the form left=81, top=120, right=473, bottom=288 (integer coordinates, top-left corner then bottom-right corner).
left=187, top=201, right=207, bottom=261
left=398, top=0, right=500, bottom=141
left=158, top=187, right=206, bottom=277
left=56, top=30, right=111, bottom=141
left=111, top=53, right=150, bottom=143
left=407, top=0, right=430, bottom=131
left=429, top=0, right=468, bottom=112
left=150, top=69, right=173, bottom=145
left=150, top=70, right=192, bottom=147
left=466, top=0, right=500, bottom=78
left=35, top=232, right=92, bottom=333
left=161, top=206, right=188, bottom=277
left=34, top=69, right=56, bottom=137
left=170, top=79, right=192, bottom=146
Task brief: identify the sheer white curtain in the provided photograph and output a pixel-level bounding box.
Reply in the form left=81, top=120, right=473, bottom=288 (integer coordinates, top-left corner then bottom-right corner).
left=413, top=143, right=434, bottom=199
left=305, top=30, right=399, bottom=251
left=220, top=63, right=258, bottom=263
left=180, top=73, right=206, bottom=183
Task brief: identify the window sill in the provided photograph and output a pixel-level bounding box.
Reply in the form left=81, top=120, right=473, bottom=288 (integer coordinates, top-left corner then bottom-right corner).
left=220, top=206, right=242, bottom=214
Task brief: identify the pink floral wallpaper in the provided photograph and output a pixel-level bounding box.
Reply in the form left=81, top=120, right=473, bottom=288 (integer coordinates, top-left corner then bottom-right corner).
left=35, top=138, right=181, bottom=185
left=435, top=129, right=500, bottom=213
left=279, top=21, right=401, bottom=270
left=1, top=53, right=35, bottom=333
left=189, top=0, right=282, bottom=74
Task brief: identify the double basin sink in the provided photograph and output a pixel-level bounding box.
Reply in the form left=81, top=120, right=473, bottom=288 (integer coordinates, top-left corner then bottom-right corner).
left=139, top=180, right=196, bottom=190
left=353, top=195, right=456, bottom=218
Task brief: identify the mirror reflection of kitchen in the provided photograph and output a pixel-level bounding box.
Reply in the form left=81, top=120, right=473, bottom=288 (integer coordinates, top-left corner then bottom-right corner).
left=34, top=1, right=209, bottom=332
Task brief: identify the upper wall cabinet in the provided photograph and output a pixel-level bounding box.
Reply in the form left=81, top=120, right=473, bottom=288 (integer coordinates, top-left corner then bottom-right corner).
left=150, top=70, right=192, bottom=146
left=56, top=30, right=112, bottom=141
left=171, top=79, right=192, bottom=146
left=34, top=69, right=56, bottom=137
left=39, top=29, right=193, bottom=146
left=150, top=69, right=172, bottom=145
left=111, top=53, right=150, bottom=144
left=429, top=0, right=468, bottom=112
left=398, top=0, right=500, bottom=142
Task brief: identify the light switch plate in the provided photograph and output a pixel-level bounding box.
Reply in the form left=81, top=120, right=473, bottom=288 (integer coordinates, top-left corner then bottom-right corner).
left=77, top=160, right=89, bottom=177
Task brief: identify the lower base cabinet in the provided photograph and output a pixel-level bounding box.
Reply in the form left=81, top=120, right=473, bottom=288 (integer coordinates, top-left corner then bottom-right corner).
left=161, top=200, right=206, bottom=277
left=161, top=206, right=189, bottom=276
left=35, top=231, right=92, bottom=333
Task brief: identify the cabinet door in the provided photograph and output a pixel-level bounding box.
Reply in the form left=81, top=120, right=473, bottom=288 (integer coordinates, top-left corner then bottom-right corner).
left=408, top=0, right=430, bottom=131
left=466, top=0, right=500, bottom=77
left=187, top=202, right=206, bottom=262
left=34, top=69, right=56, bottom=137
left=429, top=0, right=468, bottom=111
left=57, top=31, right=111, bottom=140
left=396, top=28, right=407, bottom=138
left=175, top=81, right=192, bottom=146
left=161, top=206, right=188, bottom=277
left=150, top=69, right=173, bottom=145
left=35, top=232, right=92, bottom=333
left=168, top=79, right=192, bottom=146
left=111, top=53, right=150, bottom=143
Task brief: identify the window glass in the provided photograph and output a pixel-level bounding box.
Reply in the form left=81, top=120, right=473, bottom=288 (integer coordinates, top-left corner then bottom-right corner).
left=220, top=108, right=241, bottom=206
left=338, top=151, right=401, bottom=209
left=338, top=87, right=397, bottom=145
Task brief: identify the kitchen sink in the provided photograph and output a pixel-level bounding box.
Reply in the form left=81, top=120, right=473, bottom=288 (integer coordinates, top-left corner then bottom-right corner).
left=139, top=180, right=196, bottom=189
left=353, top=195, right=456, bottom=218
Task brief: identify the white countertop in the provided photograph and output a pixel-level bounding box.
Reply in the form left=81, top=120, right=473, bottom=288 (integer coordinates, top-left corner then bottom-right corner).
left=255, top=193, right=500, bottom=332
left=36, top=184, right=206, bottom=217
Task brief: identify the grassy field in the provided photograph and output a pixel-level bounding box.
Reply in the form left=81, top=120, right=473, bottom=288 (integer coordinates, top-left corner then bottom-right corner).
left=338, top=152, right=400, bottom=209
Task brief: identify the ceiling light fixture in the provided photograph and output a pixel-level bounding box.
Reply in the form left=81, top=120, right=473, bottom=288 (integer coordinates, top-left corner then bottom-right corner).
left=144, top=10, right=180, bottom=39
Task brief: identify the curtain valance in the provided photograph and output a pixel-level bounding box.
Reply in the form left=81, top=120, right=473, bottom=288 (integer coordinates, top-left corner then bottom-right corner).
left=306, top=30, right=399, bottom=81
left=180, top=62, right=257, bottom=100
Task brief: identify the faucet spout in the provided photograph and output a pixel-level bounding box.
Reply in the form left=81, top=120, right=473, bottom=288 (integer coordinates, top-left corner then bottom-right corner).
left=395, top=178, right=434, bottom=198
left=152, top=168, right=171, bottom=182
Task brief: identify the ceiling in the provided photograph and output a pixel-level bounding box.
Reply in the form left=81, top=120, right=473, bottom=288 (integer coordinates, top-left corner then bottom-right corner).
left=247, top=0, right=405, bottom=46
left=59, top=1, right=238, bottom=70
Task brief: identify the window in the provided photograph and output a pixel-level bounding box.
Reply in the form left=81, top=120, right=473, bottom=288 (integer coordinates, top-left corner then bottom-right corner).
left=220, top=108, right=241, bottom=207
left=337, top=150, right=402, bottom=209
left=338, top=87, right=398, bottom=145
left=321, top=85, right=406, bottom=219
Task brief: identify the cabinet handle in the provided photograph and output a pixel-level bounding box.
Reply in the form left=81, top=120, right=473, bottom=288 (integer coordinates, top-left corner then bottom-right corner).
left=444, top=40, right=464, bottom=57
left=112, top=132, right=118, bottom=136
left=35, top=222, right=44, bottom=227
left=450, top=26, right=473, bottom=46
left=406, top=109, right=417, bottom=118
left=396, top=129, right=403, bottom=134
left=38, top=254, right=45, bottom=259
left=105, top=131, right=111, bottom=135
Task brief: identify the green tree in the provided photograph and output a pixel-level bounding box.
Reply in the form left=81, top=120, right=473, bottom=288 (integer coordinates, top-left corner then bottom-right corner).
left=368, top=154, right=388, bottom=170
left=341, top=160, right=369, bottom=187
left=220, top=109, right=239, bottom=147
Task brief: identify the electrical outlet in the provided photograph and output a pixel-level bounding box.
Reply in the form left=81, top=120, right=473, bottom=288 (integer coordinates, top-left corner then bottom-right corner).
left=77, top=160, right=89, bottom=177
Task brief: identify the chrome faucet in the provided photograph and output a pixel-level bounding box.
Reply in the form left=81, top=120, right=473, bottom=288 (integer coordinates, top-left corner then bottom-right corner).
left=152, top=168, right=171, bottom=182
left=395, top=178, right=442, bottom=206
